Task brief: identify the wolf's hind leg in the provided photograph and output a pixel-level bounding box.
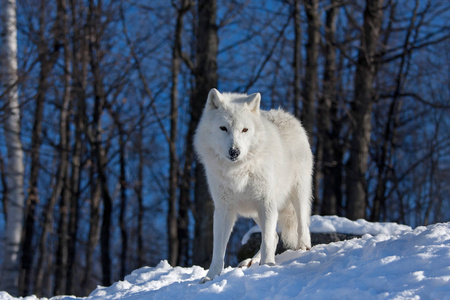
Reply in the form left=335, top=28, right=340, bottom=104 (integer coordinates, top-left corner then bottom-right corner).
left=237, top=216, right=278, bottom=268
left=291, top=181, right=312, bottom=250
left=258, top=204, right=279, bottom=265
left=278, top=202, right=299, bottom=250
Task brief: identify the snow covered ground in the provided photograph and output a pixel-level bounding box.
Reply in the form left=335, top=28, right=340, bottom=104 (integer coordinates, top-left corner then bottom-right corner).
left=1, top=216, right=449, bottom=300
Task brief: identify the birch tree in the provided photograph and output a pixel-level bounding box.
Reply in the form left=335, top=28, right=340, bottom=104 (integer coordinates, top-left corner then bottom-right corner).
left=0, top=0, right=25, bottom=295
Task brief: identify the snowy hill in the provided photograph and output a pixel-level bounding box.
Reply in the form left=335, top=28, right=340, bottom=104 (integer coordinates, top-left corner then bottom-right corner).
left=1, top=216, right=449, bottom=300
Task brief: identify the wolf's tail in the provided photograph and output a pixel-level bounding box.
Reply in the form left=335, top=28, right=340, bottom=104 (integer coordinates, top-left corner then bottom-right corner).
left=278, top=202, right=299, bottom=249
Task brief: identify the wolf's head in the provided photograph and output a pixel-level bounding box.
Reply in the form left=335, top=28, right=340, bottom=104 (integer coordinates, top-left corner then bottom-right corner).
left=196, top=88, right=262, bottom=163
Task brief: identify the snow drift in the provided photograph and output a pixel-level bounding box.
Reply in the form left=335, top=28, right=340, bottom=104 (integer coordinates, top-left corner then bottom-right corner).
left=1, top=216, right=449, bottom=300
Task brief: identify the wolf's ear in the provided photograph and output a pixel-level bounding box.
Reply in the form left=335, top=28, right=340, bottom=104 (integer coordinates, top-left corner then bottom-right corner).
left=247, top=92, right=261, bottom=114
left=206, top=88, right=223, bottom=110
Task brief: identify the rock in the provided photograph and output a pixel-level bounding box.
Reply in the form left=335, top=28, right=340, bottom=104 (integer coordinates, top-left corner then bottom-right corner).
left=237, top=232, right=362, bottom=263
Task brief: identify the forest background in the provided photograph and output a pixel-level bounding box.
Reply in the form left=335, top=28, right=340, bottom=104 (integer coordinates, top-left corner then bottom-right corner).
left=0, top=0, right=449, bottom=297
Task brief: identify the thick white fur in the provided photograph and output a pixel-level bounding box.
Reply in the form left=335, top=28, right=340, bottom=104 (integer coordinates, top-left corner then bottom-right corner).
left=194, top=89, right=313, bottom=283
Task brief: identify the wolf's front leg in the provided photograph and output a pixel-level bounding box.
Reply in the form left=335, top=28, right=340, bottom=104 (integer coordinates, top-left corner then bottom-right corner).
left=259, top=205, right=278, bottom=265
left=199, top=205, right=236, bottom=283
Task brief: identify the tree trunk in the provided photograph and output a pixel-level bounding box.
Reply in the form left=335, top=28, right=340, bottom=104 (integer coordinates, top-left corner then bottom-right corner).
left=33, top=83, right=70, bottom=296
left=302, top=0, right=319, bottom=141
left=0, top=0, right=25, bottom=295
left=135, top=102, right=145, bottom=268
left=21, top=1, right=62, bottom=292
left=372, top=0, right=418, bottom=222
left=54, top=182, right=70, bottom=296
left=292, top=0, right=302, bottom=118
left=303, top=0, right=320, bottom=213
left=0, top=154, right=8, bottom=222
left=346, top=0, right=384, bottom=220
left=98, top=153, right=113, bottom=286
left=320, top=0, right=339, bottom=216
left=91, top=56, right=113, bottom=287
left=168, top=0, right=185, bottom=267
left=66, top=137, right=81, bottom=295
left=54, top=0, right=72, bottom=294
left=20, top=0, right=48, bottom=292
left=89, top=0, right=113, bottom=285
left=171, top=0, right=191, bottom=268
left=66, top=0, right=88, bottom=292
left=31, top=1, right=68, bottom=295
left=119, top=127, right=128, bottom=279
left=191, top=0, right=218, bottom=269
left=81, top=178, right=101, bottom=295
left=34, top=137, right=69, bottom=297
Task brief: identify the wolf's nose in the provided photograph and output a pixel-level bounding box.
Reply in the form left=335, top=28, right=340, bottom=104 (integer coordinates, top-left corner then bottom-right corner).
left=229, top=147, right=240, bottom=160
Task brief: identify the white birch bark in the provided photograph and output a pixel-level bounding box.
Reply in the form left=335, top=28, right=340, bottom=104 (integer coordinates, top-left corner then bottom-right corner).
left=1, top=0, right=25, bottom=295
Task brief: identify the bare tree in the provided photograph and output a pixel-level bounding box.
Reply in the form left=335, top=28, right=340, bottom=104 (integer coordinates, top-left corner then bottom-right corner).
left=0, top=0, right=26, bottom=295
left=319, top=0, right=340, bottom=216
left=171, top=0, right=192, bottom=267
left=88, top=0, right=114, bottom=284
left=191, top=0, right=218, bottom=268
left=134, top=102, right=145, bottom=269
left=70, top=0, right=90, bottom=294
left=292, top=0, right=302, bottom=118
left=302, top=0, right=319, bottom=141
left=119, top=124, right=128, bottom=279
left=346, top=0, right=384, bottom=220
left=166, top=0, right=192, bottom=267
left=20, top=0, right=59, bottom=294
left=106, top=93, right=130, bottom=281
left=371, top=0, right=420, bottom=222
left=81, top=179, right=101, bottom=295
left=53, top=0, right=72, bottom=294
left=303, top=0, right=320, bottom=213
left=0, top=154, right=8, bottom=221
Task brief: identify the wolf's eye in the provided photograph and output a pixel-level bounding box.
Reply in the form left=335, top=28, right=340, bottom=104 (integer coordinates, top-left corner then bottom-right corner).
left=220, top=126, right=228, bottom=132
left=242, top=128, right=248, bottom=133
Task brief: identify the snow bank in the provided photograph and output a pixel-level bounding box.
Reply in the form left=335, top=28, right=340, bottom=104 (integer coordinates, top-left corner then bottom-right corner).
left=241, top=215, right=412, bottom=245
left=0, top=292, right=75, bottom=300
left=1, top=219, right=449, bottom=300
left=309, top=215, right=412, bottom=235
left=82, top=223, right=449, bottom=300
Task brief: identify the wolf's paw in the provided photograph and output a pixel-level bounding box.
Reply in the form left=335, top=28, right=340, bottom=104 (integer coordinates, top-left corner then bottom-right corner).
left=199, top=276, right=213, bottom=284
left=297, top=242, right=311, bottom=251
left=237, top=258, right=260, bottom=268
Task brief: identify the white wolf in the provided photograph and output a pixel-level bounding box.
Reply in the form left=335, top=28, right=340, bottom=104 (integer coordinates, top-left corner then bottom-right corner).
left=194, top=88, right=313, bottom=283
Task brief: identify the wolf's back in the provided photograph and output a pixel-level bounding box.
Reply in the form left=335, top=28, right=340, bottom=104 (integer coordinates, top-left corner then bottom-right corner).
left=261, top=109, right=309, bottom=146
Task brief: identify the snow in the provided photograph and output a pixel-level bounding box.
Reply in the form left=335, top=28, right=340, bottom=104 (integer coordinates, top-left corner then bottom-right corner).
left=1, top=216, right=449, bottom=300
left=241, top=215, right=412, bottom=244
